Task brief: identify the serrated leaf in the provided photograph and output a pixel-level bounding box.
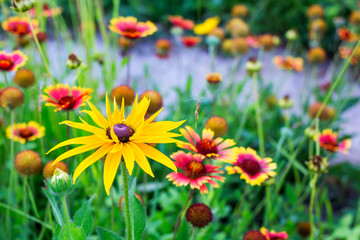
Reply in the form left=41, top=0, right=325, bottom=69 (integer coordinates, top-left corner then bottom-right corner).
left=58, top=222, right=86, bottom=240
left=133, top=195, right=146, bottom=240
left=73, top=197, right=94, bottom=236
left=96, top=226, right=122, bottom=240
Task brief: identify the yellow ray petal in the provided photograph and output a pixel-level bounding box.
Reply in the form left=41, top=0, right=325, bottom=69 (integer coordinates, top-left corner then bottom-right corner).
left=110, top=143, right=123, bottom=153
left=112, top=98, right=121, bottom=122
left=128, top=142, right=154, bottom=177
left=86, top=100, right=109, bottom=126
left=73, top=143, right=113, bottom=183
left=103, top=152, right=121, bottom=195
left=142, top=120, right=186, bottom=134
left=120, top=98, right=125, bottom=119
left=144, top=107, right=163, bottom=124
left=106, top=93, right=113, bottom=125
left=81, top=110, right=107, bottom=128
left=60, top=120, right=104, bottom=135
left=122, top=143, right=135, bottom=175
left=53, top=141, right=105, bottom=164
left=47, top=135, right=100, bottom=154
left=137, top=143, right=177, bottom=173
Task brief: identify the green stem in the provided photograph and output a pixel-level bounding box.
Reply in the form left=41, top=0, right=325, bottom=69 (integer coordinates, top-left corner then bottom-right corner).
left=309, top=173, right=318, bottom=240
left=6, top=110, right=15, bottom=239
left=232, top=185, right=248, bottom=240
left=173, top=189, right=194, bottom=240
left=121, top=160, right=133, bottom=240
left=23, top=177, right=28, bottom=240
left=26, top=12, right=55, bottom=85
left=61, top=195, right=71, bottom=223
left=0, top=202, right=53, bottom=230
left=265, top=185, right=272, bottom=227
left=252, top=72, right=265, bottom=156
left=3, top=72, right=9, bottom=86
left=190, top=227, right=196, bottom=240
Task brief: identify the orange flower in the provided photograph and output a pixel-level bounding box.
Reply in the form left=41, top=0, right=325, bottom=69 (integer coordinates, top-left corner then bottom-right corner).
left=42, top=84, right=92, bottom=112
left=109, top=16, right=157, bottom=39
left=169, top=16, right=194, bottom=30
left=181, top=36, right=201, bottom=48
left=2, top=16, right=38, bottom=36
left=272, top=56, right=303, bottom=72
left=315, top=129, right=351, bottom=154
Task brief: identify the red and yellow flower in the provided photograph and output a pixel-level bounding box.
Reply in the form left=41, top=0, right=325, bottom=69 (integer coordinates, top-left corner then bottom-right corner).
left=109, top=16, right=157, bottom=40
left=177, top=126, right=236, bottom=162
left=0, top=50, right=27, bottom=72
left=260, top=227, right=288, bottom=240
left=166, top=151, right=224, bottom=194
left=29, top=4, right=62, bottom=18
left=180, top=36, right=201, bottom=48
left=337, top=27, right=359, bottom=42
left=226, top=147, right=277, bottom=186
left=42, top=84, right=92, bottom=112
left=6, top=121, right=45, bottom=144
left=2, top=16, right=38, bottom=36
left=339, top=46, right=360, bottom=65
left=169, top=16, right=194, bottom=30
left=316, top=129, right=351, bottom=154
left=272, top=56, right=303, bottom=72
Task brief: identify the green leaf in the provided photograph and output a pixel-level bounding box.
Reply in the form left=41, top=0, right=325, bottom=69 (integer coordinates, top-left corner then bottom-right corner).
left=96, top=226, right=122, bottom=240
left=285, top=184, right=297, bottom=205
left=58, top=222, right=86, bottom=240
left=73, top=197, right=94, bottom=236
left=51, top=224, right=61, bottom=240
left=133, top=195, right=146, bottom=240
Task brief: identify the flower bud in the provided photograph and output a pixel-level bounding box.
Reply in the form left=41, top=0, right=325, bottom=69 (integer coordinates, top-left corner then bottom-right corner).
left=0, top=87, right=24, bottom=109
left=278, top=95, right=294, bottom=109
left=11, top=0, right=36, bottom=13
left=15, top=150, right=42, bottom=176
left=185, top=203, right=212, bottom=228
left=246, top=57, right=262, bottom=74
left=307, top=155, right=328, bottom=173
left=140, top=90, right=163, bottom=114
left=206, top=72, right=222, bottom=85
left=305, top=126, right=316, bottom=139
left=266, top=95, right=277, bottom=109
left=110, top=85, right=135, bottom=107
left=14, top=68, right=35, bottom=88
left=285, top=29, right=298, bottom=41
left=66, top=53, right=82, bottom=70
left=47, top=168, right=73, bottom=195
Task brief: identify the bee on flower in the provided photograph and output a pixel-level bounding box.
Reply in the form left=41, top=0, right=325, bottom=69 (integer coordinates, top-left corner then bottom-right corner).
left=226, top=147, right=277, bottom=186
left=166, top=151, right=224, bottom=194
left=272, top=56, right=303, bottom=72
left=6, top=121, right=45, bottom=144
left=47, top=94, right=185, bottom=195
left=315, top=129, right=351, bottom=154
left=2, top=16, right=38, bottom=36
left=177, top=126, right=237, bottom=162
left=42, top=84, right=92, bottom=112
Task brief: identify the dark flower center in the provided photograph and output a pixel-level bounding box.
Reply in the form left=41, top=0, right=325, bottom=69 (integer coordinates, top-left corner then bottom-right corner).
left=106, top=123, right=134, bottom=143
left=238, top=157, right=261, bottom=176
left=0, top=59, right=14, bottom=71
left=19, top=128, right=34, bottom=139
left=58, top=96, right=77, bottom=110
left=10, top=23, right=30, bottom=35
left=196, top=139, right=218, bottom=156
left=184, top=161, right=206, bottom=178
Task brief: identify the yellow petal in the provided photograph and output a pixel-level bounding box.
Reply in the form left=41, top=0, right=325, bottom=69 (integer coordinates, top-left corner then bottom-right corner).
left=120, top=98, right=125, bottom=120
left=61, top=120, right=104, bottom=135
left=73, top=143, right=113, bottom=183
left=112, top=97, right=121, bottom=122
left=47, top=135, right=100, bottom=154
left=86, top=100, right=109, bottom=127
left=137, top=143, right=177, bottom=173
left=103, top=152, right=121, bottom=195
left=81, top=110, right=107, bottom=129
left=53, top=141, right=105, bottom=164
left=128, top=142, right=154, bottom=177
left=110, top=143, right=123, bottom=153
left=142, top=120, right=186, bottom=134
left=122, top=143, right=135, bottom=175
left=144, top=107, right=163, bottom=124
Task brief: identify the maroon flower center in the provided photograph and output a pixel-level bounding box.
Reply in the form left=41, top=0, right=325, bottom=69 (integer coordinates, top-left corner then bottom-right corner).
left=58, top=96, right=77, bottom=110
left=184, top=161, right=206, bottom=178
left=10, top=23, right=30, bottom=35
left=238, top=157, right=261, bottom=176
left=19, top=128, right=34, bottom=139
left=106, top=123, right=134, bottom=143
left=0, top=59, right=14, bottom=71
left=196, top=139, right=218, bottom=156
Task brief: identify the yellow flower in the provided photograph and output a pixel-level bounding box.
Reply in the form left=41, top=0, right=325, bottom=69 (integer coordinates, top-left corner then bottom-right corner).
left=47, top=94, right=185, bottom=195
left=194, top=16, right=220, bottom=35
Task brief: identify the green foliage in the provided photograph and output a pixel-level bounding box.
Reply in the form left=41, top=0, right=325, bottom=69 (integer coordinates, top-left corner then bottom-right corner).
left=73, top=197, right=94, bottom=236
left=97, top=226, right=123, bottom=240
left=58, top=222, right=86, bottom=240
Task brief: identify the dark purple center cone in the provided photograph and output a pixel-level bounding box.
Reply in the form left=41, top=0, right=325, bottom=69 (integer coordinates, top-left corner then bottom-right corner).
left=107, top=123, right=134, bottom=142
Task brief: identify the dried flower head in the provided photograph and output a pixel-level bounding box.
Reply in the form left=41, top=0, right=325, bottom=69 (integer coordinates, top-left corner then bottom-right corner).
left=186, top=203, right=212, bottom=228
left=111, top=85, right=135, bottom=107
left=139, top=90, right=163, bottom=114
left=231, top=4, right=249, bottom=18
left=307, top=155, right=328, bottom=173
left=307, top=47, right=326, bottom=63
left=15, top=150, right=42, bottom=176
left=13, top=68, right=35, bottom=88
left=43, top=160, right=69, bottom=179
left=67, top=53, right=82, bottom=69
left=205, top=116, right=228, bottom=138
left=0, top=87, right=25, bottom=109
